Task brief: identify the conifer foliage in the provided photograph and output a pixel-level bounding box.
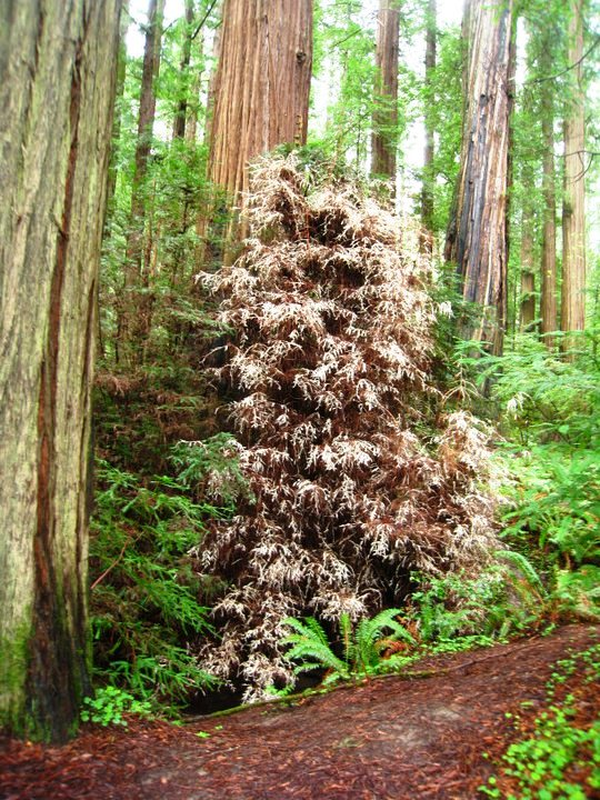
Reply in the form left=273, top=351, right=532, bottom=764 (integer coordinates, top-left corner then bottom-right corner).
left=196, top=157, right=497, bottom=700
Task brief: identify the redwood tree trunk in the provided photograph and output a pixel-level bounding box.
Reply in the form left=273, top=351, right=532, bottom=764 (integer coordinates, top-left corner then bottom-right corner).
left=371, top=0, right=400, bottom=181
left=172, top=0, right=195, bottom=141
left=119, top=0, right=165, bottom=366
left=445, top=0, right=513, bottom=354
left=0, top=0, right=120, bottom=742
left=520, top=197, right=536, bottom=330
left=106, top=1, right=130, bottom=210
left=561, top=0, right=586, bottom=351
left=420, top=0, right=436, bottom=239
left=208, top=0, right=313, bottom=209
left=540, top=35, right=558, bottom=345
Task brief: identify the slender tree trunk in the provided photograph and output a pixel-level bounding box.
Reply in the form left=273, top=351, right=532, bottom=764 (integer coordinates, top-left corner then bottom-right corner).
left=194, top=14, right=223, bottom=273
left=185, top=65, right=203, bottom=145
left=371, top=0, right=400, bottom=181
left=505, top=24, right=517, bottom=338
left=207, top=0, right=313, bottom=232
left=519, top=110, right=536, bottom=331
left=539, top=36, right=558, bottom=345
left=130, top=0, right=164, bottom=238
left=0, top=0, right=120, bottom=742
left=444, top=0, right=513, bottom=354
left=106, top=0, right=130, bottom=210
left=520, top=189, right=536, bottom=330
left=420, top=0, right=436, bottom=244
left=118, top=0, right=165, bottom=367
left=185, top=23, right=205, bottom=147
left=561, top=0, right=586, bottom=352
left=172, top=0, right=195, bottom=141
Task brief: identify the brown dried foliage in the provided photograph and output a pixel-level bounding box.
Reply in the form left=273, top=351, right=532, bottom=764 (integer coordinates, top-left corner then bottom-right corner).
left=194, top=156, right=497, bottom=700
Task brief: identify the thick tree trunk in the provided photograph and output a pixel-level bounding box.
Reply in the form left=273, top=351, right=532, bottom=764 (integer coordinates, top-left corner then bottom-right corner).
left=561, top=0, right=586, bottom=352
left=371, top=0, right=400, bottom=181
left=420, top=0, right=436, bottom=241
left=539, top=36, right=558, bottom=345
left=208, top=0, right=313, bottom=213
left=118, top=0, right=165, bottom=367
left=444, top=0, right=513, bottom=354
left=0, top=0, right=120, bottom=742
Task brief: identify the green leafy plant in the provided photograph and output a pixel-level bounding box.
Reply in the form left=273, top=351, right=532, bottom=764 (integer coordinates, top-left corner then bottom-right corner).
left=500, top=447, right=600, bottom=569
left=479, top=645, right=600, bottom=799
left=281, top=609, right=415, bottom=687
left=89, top=436, right=244, bottom=711
left=80, top=686, right=152, bottom=727
left=457, top=333, right=600, bottom=449
left=409, top=566, right=530, bottom=646
left=452, top=334, right=600, bottom=627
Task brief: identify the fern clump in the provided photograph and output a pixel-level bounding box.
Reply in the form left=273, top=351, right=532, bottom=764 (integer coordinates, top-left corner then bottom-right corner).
left=282, top=609, right=415, bottom=685
left=194, top=155, right=498, bottom=701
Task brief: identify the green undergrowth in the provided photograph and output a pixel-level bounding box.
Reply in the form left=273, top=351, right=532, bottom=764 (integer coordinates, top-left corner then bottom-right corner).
left=81, top=686, right=153, bottom=727
left=456, top=334, right=600, bottom=624
left=479, top=642, right=600, bottom=799
left=274, top=564, right=551, bottom=695
left=87, top=434, right=245, bottom=717
left=83, top=326, right=600, bottom=725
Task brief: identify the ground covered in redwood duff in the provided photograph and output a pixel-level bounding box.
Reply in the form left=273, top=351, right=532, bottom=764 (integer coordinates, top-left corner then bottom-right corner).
left=1, top=624, right=598, bottom=800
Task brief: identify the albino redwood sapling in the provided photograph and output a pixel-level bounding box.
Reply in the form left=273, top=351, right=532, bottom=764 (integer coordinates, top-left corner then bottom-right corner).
left=192, top=156, right=498, bottom=701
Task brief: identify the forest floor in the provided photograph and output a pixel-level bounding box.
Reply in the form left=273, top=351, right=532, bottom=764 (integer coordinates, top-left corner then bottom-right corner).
left=1, top=624, right=598, bottom=800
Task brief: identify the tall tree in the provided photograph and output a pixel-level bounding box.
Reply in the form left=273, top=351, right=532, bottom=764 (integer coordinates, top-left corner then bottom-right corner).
left=107, top=1, right=131, bottom=210
left=207, top=0, right=313, bottom=215
left=118, top=0, right=166, bottom=366
left=0, top=0, right=120, bottom=741
left=172, top=0, right=195, bottom=141
left=519, top=173, right=537, bottom=330
left=444, top=0, right=514, bottom=353
left=371, top=0, right=401, bottom=181
left=538, top=29, right=559, bottom=344
left=561, top=0, right=587, bottom=348
left=420, top=0, right=437, bottom=239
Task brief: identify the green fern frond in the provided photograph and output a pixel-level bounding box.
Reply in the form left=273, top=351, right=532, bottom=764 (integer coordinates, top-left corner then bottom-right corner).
left=354, top=608, right=413, bottom=670
left=497, top=549, right=547, bottom=596
left=282, top=617, right=348, bottom=676
left=283, top=615, right=329, bottom=647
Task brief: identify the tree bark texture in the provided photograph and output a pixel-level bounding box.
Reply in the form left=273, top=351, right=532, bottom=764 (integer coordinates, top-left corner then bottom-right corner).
left=371, top=0, right=400, bottom=180
left=561, top=0, right=586, bottom=348
left=445, top=0, right=513, bottom=354
left=208, top=0, right=313, bottom=206
left=0, top=0, right=120, bottom=742
left=420, top=0, right=436, bottom=244
left=539, top=33, right=558, bottom=344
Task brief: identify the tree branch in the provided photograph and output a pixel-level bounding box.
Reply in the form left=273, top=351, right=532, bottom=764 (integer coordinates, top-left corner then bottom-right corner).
left=527, top=35, right=600, bottom=84
left=192, top=0, right=219, bottom=41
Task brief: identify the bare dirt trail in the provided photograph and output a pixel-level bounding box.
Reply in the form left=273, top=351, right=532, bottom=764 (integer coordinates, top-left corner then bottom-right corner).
left=1, top=624, right=598, bottom=800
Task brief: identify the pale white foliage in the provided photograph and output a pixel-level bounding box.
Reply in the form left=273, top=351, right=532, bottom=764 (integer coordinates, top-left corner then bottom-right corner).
left=195, top=156, right=499, bottom=700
